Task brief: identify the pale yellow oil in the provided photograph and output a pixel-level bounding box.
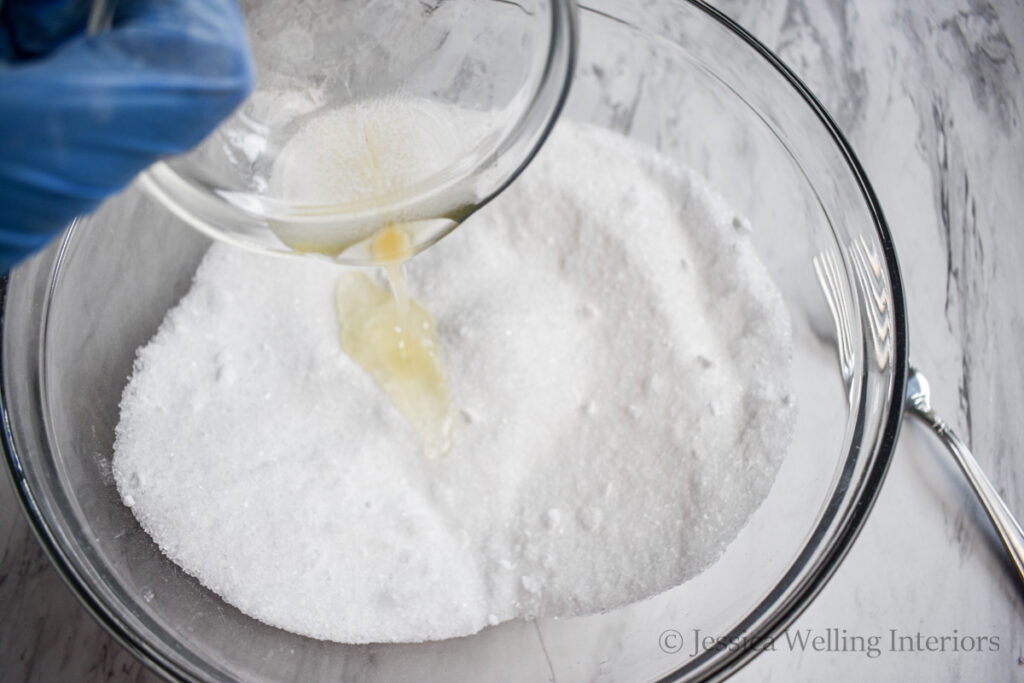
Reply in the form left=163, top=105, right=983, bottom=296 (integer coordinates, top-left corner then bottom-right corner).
left=277, top=109, right=457, bottom=458
left=336, top=225, right=453, bottom=459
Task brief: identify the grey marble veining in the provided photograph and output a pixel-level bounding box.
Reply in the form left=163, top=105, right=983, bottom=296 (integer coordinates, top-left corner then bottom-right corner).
left=2, top=0, right=1023, bottom=681
left=0, top=483, right=156, bottom=683
left=719, top=0, right=1024, bottom=680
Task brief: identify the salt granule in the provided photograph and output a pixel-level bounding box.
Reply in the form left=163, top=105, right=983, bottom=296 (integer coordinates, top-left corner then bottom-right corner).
left=113, top=121, right=795, bottom=643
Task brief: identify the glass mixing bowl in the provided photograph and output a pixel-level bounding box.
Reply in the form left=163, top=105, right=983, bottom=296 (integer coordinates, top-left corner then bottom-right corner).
left=139, top=0, right=576, bottom=264
left=0, top=0, right=907, bottom=680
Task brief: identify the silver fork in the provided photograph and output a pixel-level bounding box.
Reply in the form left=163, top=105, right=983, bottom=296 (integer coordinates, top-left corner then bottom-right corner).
left=814, top=240, right=1024, bottom=584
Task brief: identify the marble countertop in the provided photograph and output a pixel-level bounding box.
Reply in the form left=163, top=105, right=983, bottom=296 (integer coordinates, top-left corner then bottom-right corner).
left=2, top=0, right=1023, bottom=681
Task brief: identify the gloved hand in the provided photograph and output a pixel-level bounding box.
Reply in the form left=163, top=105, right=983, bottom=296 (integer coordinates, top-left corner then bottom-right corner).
left=0, top=0, right=253, bottom=271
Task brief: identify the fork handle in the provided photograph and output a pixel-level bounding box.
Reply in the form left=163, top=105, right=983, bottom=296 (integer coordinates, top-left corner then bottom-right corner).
left=908, top=405, right=1024, bottom=584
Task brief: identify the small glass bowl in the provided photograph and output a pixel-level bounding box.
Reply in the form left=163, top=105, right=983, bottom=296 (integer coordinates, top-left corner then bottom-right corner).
left=139, top=0, right=577, bottom=264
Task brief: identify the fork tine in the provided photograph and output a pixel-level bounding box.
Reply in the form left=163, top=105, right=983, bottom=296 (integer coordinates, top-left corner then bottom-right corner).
left=825, top=250, right=854, bottom=375
left=825, top=249, right=853, bottom=375
left=813, top=247, right=855, bottom=380
left=812, top=253, right=841, bottom=346
left=850, top=238, right=892, bottom=370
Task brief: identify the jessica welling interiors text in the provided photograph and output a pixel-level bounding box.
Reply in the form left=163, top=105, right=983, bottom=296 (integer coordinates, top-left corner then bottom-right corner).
left=658, top=628, right=1001, bottom=659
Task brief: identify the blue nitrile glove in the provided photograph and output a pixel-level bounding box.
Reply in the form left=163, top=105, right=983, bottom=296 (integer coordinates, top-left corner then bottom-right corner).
left=0, top=0, right=253, bottom=271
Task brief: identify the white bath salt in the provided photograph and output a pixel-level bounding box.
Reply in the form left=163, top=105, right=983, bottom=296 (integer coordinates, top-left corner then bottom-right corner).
left=113, top=121, right=796, bottom=644
left=265, top=97, right=483, bottom=255
left=269, top=96, right=468, bottom=207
